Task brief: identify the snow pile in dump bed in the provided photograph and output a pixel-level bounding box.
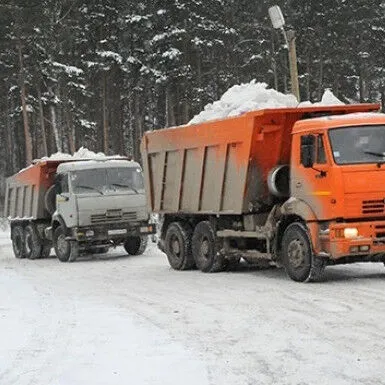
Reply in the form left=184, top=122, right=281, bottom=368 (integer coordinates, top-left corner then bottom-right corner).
left=188, top=81, right=344, bottom=125
left=42, top=147, right=124, bottom=161
left=298, top=88, right=345, bottom=107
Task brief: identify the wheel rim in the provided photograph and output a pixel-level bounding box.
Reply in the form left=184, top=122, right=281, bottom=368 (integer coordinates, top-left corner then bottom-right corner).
left=287, top=239, right=306, bottom=269
left=169, top=234, right=181, bottom=259
left=200, top=237, right=210, bottom=260
left=25, top=232, right=32, bottom=255
left=14, top=234, right=22, bottom=255
left=57, top=234, right=69, bottom=256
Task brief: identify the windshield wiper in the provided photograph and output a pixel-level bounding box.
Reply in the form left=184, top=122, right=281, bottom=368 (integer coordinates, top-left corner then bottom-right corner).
left=363, top=150, right=385, bottom=158
left=76, top=185, right=104, bottom=195
left=110, top=183, right=139, bottom=194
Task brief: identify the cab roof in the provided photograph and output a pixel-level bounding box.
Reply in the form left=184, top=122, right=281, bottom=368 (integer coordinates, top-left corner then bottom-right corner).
left=57, top=159, right=141, bottom=173
left=293, top=112, right=385, bottom=134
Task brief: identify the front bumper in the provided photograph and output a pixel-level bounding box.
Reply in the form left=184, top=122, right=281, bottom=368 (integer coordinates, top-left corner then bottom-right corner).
left=70, top=222, right=156, bottom=242
left=319, top=220, right=385, bottom=261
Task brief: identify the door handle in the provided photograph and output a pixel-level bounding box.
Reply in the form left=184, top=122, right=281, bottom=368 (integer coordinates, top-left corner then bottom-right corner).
left=296, top=182, right=302, bottom=188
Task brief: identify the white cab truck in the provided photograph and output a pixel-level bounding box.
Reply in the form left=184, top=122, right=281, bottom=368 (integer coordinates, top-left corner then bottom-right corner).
left=4, top=158, right=155, bottom=262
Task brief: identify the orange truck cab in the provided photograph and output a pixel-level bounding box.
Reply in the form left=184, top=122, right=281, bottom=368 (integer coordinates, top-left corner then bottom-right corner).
left=141, top=103, right=385, bottom=282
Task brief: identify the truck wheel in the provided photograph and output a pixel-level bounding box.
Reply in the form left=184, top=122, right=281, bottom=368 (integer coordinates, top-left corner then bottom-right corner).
left=40, top=245, right=51, bottom=258
left=53, top=226, right=79, bottom=262
left=282, top=222, right=326, bottom=282
left=164, top=222, right=194, bottom=270
left=24, top=224, right=43, bottom=260
left=124, top=236, right=148, bottom=256
left=12, top=226, right=26, bottom=259
left=192, top=221, right=225, bottom=273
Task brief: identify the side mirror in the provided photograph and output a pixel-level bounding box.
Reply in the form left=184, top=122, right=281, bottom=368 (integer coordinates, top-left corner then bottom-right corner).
left=301, top=135, right=315, bottom=168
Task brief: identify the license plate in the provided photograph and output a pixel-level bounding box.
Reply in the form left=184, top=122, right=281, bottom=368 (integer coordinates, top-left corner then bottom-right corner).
left=108, top=229, right=127, bottom=236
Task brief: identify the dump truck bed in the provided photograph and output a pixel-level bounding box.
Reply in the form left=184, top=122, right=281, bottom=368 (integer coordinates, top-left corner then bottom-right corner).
left=141, top=104, right=379, bottom=215
left=5, top=160, right=63, bottom=220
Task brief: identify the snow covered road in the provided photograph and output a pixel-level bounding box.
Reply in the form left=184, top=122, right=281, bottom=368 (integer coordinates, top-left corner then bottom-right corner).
left=1, top=230, right=385, bottom=385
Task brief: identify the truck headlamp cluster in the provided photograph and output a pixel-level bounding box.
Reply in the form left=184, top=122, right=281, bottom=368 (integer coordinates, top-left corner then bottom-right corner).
left=334, top=227, right=359, bottom=238
left=343, top=228, right=359, bottom=239
left=85, top=230, right=95, bottom=237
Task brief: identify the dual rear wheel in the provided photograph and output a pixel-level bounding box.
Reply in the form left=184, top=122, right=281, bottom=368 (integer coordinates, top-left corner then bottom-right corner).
left=11, top=224, right=51, bottom=260
left=164, top=221, right=234, bottom=273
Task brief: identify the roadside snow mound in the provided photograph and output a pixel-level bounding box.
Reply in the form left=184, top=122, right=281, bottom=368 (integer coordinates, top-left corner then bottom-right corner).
left=188, top=81, right=344, bottom=125
left=42, top=147, right=124, bottom=161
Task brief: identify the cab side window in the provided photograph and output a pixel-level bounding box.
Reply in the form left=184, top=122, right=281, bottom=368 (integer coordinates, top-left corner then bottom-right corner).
left=57, top=174, right=69, bottom=194
left=316, top=135, right=327, bottom=164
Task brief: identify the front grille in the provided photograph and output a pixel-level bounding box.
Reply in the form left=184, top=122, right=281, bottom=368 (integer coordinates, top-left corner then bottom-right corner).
left=362, top=200, right=385, bottom=215
left=91, top=211, right=137, bottom=224
left=374, top=224, right=385, bottom=239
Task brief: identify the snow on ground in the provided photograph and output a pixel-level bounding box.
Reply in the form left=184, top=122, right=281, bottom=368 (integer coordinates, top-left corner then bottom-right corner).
left=1, top=231, right=385, bottom=385
left=189, top=81, right=344, bottom=125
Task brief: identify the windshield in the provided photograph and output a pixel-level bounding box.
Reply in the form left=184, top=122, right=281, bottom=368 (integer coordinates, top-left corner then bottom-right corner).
left=329, top=125, right=385, bottom=165
left=71, top=167, right=144, bottom=194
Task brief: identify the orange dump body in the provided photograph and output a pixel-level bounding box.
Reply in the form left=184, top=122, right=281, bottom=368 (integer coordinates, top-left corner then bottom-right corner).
left=5, top=160, right=64, bottom=220
left=141, top=104, right=379, bottom=215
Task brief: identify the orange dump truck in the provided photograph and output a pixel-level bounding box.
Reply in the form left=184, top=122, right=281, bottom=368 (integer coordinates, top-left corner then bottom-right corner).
left=141, top=103, right=385, bottom=282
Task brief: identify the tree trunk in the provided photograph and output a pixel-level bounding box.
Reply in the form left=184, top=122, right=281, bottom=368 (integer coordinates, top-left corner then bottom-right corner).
left=134, top=95, right=143, bottom=161
left=66, top=108, right=76, bottom=154
left=166, top=85, right=176, bottom=127
left=37, top=86, right=48, bottom=157
left=102, top=72, right=109, bottom=154
left=317, top=48, right=324, bottom=100
left=48, top=86, right=61, bottom=152
left=18, top=42, right=33, bottom=165
left=306, top=52, right=311, bottom=101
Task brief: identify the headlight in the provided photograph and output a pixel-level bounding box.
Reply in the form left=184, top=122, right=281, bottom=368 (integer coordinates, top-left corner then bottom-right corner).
left=344, top=228, right=358, bottom=238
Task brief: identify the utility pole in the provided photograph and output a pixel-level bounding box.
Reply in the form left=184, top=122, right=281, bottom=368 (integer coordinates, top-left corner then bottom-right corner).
left=268, top=5, right=300, bottom=102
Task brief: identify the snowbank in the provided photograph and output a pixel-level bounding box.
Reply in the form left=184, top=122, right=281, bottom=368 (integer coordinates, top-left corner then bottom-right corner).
left=188, top=81, right=344, bottom=125
left=42, top=147, right=124, bottom=161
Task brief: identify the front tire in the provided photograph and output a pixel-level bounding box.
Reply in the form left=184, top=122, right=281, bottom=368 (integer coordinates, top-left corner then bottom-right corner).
left=282, top=222, right=325, bottom=282
left=192, top=221, right=225, bottom=273
left=124, top=236, right=148, bottom=256
left=12, top=226, right=25, bottom=259
left=24, top=224, right=43, bottom=260
left=53, top=226, right=79, bottom=262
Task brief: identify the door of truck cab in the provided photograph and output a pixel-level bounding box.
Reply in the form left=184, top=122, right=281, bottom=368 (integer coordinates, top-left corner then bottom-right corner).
left=56, top=173, right=78, bottom=228
left=292, top=132, right=337, bottom=220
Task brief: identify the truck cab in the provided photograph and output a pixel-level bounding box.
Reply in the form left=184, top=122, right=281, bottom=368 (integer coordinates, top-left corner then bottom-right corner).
left=289, top=112, right=385, bottom=265
left=5, top=158, right=155, bottom=262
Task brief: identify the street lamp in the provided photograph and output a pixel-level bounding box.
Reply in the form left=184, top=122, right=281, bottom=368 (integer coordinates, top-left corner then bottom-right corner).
left=268, top=5, right=300, bottom=102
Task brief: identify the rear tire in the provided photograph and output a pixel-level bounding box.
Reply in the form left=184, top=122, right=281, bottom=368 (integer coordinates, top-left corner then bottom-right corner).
left=282, top=222, right=325, bottom=282
left=12, top=226, right=25, bottom=259
left=164, top=222, right=194, bottom=270
left=192, top=221, right=225, bottom=273
left=24, top=224, right=43, bottom=260
left=53, top=226, right=79, bottom=262
left=40, top=245, right=51, bottom=258
left=124, top=236, right=148, bottom=256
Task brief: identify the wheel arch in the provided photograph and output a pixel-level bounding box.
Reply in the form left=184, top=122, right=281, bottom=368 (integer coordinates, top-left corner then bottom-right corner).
left=51, top=214, right=68, bottom=233
left=276, top=198, right=321, bottom=257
